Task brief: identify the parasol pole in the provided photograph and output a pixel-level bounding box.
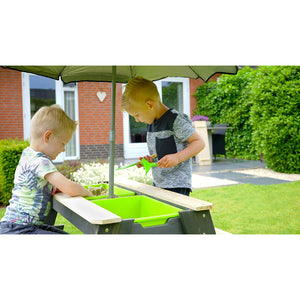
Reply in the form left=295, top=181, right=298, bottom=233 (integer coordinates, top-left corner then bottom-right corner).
left=108, top=66, right=116, bottom=198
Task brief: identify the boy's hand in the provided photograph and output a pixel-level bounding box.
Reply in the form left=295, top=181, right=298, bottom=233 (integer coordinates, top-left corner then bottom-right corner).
left=51, top=186, right=62, bottom=195
left=138, top=154, right=155, bottom=168
left=157, top=154, right=179, bottom=169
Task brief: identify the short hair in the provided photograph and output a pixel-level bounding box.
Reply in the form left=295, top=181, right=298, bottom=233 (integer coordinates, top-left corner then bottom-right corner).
left=30, top=104, right=77, bottom=140
left=121, top=76, right=160, bottom=110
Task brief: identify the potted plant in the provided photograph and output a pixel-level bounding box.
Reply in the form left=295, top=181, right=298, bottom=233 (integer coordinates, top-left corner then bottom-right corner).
left=191, top=114, right=211, bottom=127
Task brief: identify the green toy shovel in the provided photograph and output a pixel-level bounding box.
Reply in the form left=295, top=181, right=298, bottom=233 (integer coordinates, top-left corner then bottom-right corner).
left=116, top=154, right=157, bottom=175
left=140, top=158, right=158, bottom=175
left=116, top=161, right=139, bottom=171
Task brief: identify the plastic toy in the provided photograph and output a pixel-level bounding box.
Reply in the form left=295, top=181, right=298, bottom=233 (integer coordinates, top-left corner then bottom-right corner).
left=116, top=154, right=157, bottom=175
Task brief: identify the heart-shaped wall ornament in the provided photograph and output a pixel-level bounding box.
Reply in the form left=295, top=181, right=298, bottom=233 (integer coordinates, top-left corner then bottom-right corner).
left=97, top=91, right=106, bottom=102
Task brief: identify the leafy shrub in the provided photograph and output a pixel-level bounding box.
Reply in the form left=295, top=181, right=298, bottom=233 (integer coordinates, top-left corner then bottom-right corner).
left=194, top=65, right=300, bottom=173
left=56, top=160, right=82, bottom=180
left=194, top=67, right=259, bottom=159
left=0, top=138, right=29, bottom=205
left=250, top=66, right=300, bottom=173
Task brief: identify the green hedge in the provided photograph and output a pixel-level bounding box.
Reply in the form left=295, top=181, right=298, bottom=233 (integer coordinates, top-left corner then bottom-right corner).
left=0, top=138, right=29, bottom=205
left=194, top=66, right=259, bottom=160
left=250, top=66, right=300, bottom=173
left=194, top=66, right=300, bottom=173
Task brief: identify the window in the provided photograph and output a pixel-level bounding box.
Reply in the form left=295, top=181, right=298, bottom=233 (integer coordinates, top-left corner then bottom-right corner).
left=29, top=75, right=56, bottom=118
left=63, top=83, right=78, bottom=158
left=22, top=73, right=79, bottom=162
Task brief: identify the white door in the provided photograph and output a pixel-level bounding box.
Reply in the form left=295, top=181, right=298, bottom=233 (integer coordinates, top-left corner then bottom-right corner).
left=123, top=77, right=190, bottom=159
left=22, top=73, right=79, bottom=163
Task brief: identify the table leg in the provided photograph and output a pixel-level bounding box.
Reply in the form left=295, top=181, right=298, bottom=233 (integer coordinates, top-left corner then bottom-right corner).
left=179, top=210, right=216, bottom=234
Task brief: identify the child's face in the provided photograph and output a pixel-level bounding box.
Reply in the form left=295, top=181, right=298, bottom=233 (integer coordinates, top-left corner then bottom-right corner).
left=44, top=132, right=73, bottom=160
left=126, top=100, right=155, bottom=124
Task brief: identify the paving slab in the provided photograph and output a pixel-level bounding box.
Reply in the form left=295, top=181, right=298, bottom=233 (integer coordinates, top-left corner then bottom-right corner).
left=229, top=176, right=291, bottom=185
left=192, top=174, right=239, bottom=189
left=205, top=171, right=257, bottom=180
left=192, top=158, right=265, bottom=174
left=192, top=158, right=294, bottom=187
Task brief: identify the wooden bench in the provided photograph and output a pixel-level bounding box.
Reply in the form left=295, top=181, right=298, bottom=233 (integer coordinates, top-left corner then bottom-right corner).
left=114, top=178, right=213, bottom=211
left=54, top=193, right=121, bottom=225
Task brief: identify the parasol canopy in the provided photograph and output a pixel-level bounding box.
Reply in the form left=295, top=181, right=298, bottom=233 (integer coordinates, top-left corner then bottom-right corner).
left=6, top=65, right=238, bottom=83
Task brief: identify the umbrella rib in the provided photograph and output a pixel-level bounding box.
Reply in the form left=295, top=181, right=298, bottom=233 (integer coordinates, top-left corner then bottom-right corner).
left=187, top=66, right=202, bottom=79
left=188, top=66, right=239, bottom=82
left=58, top=66, right=67, bottom=80
left=129, top=66, right=135, bottom=78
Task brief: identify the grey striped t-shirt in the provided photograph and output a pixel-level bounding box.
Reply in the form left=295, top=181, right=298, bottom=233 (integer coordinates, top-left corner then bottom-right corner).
left=147, top=108, right=195, bottom=189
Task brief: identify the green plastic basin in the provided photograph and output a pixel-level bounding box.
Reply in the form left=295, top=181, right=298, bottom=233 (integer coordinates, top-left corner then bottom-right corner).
left=84, top=184, right=135, bottom=200
left=91, top=195, right=182, bottom=227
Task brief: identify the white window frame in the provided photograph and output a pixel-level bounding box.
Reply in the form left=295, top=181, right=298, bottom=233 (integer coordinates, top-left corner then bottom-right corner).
left=22, top=73, right=79, bottom=163
left=123, top=77, right=190, bottom=159
left=61, top=82, right=80, bottom=161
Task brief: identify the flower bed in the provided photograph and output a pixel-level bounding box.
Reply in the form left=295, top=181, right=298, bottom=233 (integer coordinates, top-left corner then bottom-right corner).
left=72, top=161, right=153, bottom=185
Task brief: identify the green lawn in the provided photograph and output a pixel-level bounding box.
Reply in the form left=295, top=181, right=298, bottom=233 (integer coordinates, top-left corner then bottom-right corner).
left=191, top=181, right=300, bottom=234
left=1, top=181, right=299, bottom=234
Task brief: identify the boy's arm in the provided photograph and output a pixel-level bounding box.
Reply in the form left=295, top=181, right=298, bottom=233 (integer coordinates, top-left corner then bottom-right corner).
left=157, top=131, right=205, bottom=169
left=45, top=171, right=93, bottom=197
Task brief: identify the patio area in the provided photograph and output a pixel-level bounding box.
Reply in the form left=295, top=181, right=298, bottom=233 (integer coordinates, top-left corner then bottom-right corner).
left=191, top=157, right=300, bottom=188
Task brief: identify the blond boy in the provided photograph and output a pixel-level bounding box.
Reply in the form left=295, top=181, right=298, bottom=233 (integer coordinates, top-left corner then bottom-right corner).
left=0, top=104, right=92, bottom=234
left=122, top=77, right=205, bottom=195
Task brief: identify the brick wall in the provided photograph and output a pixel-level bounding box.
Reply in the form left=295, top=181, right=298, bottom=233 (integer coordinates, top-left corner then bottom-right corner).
left=0, top=67, right=24, bottom=140
left=0, top=68, right=125, bottom=159
left=78, top=81, right=124, bottom=159
left=80, top=144, right=124, bottom=160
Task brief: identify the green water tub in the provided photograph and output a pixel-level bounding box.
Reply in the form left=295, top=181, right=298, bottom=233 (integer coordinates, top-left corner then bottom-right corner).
left=91, top=195, right=182, bottom=227
left=84, top=184, right=135, bottom=200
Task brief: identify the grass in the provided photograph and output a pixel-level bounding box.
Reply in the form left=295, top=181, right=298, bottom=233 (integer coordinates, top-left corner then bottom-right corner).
left=191, top=181, right=300, bottom=234
left=1, top=181, right=299, bottom=234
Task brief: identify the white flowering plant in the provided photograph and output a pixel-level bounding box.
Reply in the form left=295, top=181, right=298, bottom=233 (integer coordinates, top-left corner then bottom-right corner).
left=72, top=161, right=153, bottom=186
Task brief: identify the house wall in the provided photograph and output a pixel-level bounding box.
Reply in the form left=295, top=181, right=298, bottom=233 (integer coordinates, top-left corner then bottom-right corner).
left=0, top=68, right=23, bottom=140
left=0, top=67, right=125, bottom=160
left=77, top=81, right=124, bottom=160
left=189, top=78, right=204, bottom=117
left=0, top=67, right=217, bottom=160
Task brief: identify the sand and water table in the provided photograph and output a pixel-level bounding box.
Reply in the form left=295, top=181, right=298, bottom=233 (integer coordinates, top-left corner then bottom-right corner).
left=47, top=179, right=216, bottom=234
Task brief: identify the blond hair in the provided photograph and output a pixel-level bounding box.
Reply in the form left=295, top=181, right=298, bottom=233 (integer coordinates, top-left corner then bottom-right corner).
left=121, top=76, right=161, bottom=110
left=30, top=104, right=77, bottom=140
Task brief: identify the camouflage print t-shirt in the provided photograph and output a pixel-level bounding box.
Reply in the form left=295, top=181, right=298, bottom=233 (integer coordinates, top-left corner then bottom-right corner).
left=1, top=147, right=57, bottom=225
left=147, top=108, right=195, bottom=190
